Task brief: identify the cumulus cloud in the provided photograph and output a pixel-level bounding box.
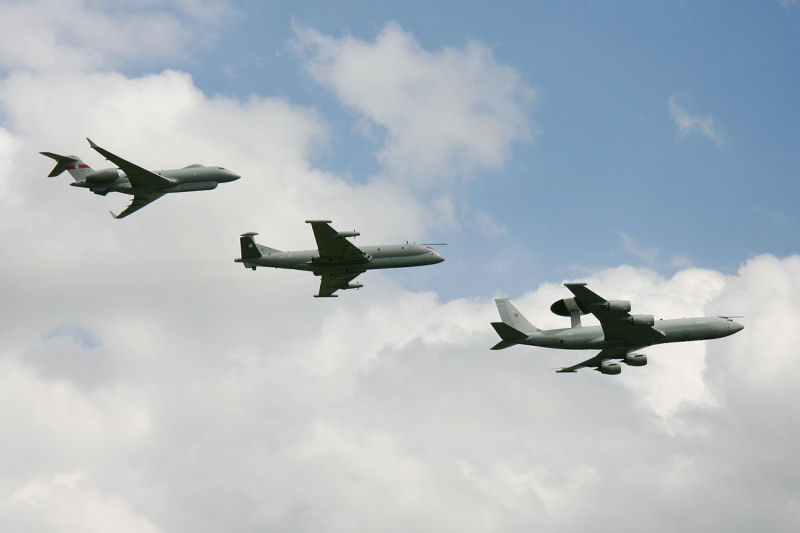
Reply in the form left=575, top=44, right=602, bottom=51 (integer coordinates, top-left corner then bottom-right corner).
left=0, top=0, right=233, bottom=73
left=295, top=22, right=534, bottom=185
left=668, top=94, right=726, bottom=149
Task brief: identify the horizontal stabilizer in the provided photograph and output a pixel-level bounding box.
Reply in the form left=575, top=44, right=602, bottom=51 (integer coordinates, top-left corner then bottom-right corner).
left=40, top=152, right=80, bottom=177
left=491, top=339, right=519, bottom=350
left=491, top=321, right=528, bottom=342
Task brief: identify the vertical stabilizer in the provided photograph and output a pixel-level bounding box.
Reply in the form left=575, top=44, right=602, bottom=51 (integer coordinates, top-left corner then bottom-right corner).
left=237, top=233, right=282, bottom=264
left=40, top=152, right=93, bottom=182
left=495, top=298, right=540, bottom=334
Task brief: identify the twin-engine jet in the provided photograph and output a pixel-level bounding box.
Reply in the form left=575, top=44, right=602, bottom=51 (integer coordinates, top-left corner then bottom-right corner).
left=41, top=139, right=240, bottom=218
left=490, top=282, right=743, bottom=374
left=235, top=220, right=445, bottom=297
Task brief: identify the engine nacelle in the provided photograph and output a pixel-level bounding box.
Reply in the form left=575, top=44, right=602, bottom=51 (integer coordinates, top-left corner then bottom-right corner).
left=602, top=300, right=631, bottom=315
left=626, top=314, right=654, bottom=327
left=550, top=297, right=589, bottom=317
left=624, top=353, right=648, bottom=367
left=599, top=360, right=621, bottom=375
left=85, top=168, right=120, bottom=183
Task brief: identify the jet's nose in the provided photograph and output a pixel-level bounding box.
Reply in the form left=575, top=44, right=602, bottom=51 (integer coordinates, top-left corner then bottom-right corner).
left=431, top=250, right=445, bottom=263
left=731, top=320, right=744, bottom=333
left=228, top=172, right=241, bottom=182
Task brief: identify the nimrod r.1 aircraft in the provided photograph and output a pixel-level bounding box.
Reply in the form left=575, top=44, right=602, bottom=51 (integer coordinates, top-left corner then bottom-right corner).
left=235, top=220, right=445, bottom=297
left=490, top=282, right=743, bottom=374
left=41, top=138, right=241, bottom=218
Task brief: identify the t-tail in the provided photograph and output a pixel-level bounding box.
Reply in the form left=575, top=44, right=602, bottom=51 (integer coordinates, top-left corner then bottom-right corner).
left=490, top=298, right=540, bottom=350
left=40, top=152, right=93, bottom=182
left=235, top=232, right=282, bottom=270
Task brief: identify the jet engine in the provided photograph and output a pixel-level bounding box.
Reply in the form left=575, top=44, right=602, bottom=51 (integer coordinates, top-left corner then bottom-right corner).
left=599, top=360, right=621, bottom=375
left=625, top=314, right=654, bottom=327
left=601, top=300, right=631, bottom=315
left=624, top=353, right=647, bottom=367
left=85, top=168, right=120, bottom=183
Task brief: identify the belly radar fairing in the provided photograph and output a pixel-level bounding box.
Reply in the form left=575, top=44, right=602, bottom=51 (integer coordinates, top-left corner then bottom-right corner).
left=235, top=220, right=445, bottom=297
left=490, top=283, right=744, bottom=374
left=41, top=138, right=241, bottom=218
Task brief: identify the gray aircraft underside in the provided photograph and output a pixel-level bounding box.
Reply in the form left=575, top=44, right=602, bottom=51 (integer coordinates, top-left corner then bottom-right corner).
left=236, top=220, right=444, bottom=297
left=41, top=138, right=240, bottom=218
left=491, top=282, right=743, bottom=374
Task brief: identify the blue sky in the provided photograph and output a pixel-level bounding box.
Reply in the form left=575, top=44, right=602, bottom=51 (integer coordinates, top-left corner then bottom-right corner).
left=162, top=1, right=800, bottom=298
left=1, top=2, right=799, bottom=531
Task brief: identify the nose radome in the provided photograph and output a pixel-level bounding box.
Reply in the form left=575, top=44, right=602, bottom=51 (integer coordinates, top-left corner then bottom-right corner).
left=732, top=321, right=744, bottom=333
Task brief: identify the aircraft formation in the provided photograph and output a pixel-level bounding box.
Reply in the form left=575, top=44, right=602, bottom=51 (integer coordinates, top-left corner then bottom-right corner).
left=41, top=139, right=743, bottom=375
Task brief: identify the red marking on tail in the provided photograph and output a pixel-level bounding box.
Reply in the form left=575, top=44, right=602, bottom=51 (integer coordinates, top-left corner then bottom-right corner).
left=514, top=313, right=519, bottom=318
left=66, top=165, right=76, bottom=170
left=78, top=164, right=90, bottom=168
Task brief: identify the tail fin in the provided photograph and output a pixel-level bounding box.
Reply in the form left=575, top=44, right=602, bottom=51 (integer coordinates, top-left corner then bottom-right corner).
left=237, top=233, right=281, bottom=262
left=494, top=298, right=539, bottom=334
left=40, top=152, right=93, bottom=182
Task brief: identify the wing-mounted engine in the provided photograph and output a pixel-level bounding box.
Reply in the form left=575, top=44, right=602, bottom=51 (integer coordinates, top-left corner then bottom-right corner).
left=85, top=168, right=121, bottom=183
left=624, top=353, right=647, bottom=367
left=600, top=300, right=631, bottom=315
left=598, top=360, right=621, bottom=375
left=550, top=297, right=590, bottom=328
left=624, top=314, right=654, bottom=327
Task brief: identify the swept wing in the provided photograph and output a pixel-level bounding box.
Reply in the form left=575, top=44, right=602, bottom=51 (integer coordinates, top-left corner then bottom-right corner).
left=110, top=192, right=165, bottom=219
left=87, top=138, right=172, bottom=188
left=305, top=220, right=366, bottom=260
left=564, top=282, right=664, bottom=344
left=316, top=271, right=365, bottom=298
left=556, top=346, right=631, bottom=373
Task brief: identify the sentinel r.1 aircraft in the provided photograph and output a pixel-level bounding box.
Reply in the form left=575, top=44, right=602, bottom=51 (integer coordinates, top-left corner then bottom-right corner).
left=235, top=220, right=445, bottom=297
left=41, top=138, right=241, bottom=218
left=490, top=282, right=743, bottom=374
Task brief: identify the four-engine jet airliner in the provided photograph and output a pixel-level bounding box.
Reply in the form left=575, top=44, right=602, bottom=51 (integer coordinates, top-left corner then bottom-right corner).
left=41, top=138, right=241, bottom=218
left=490, top=282, right=743, bottom=374
left=235, top=220, right=445, bottom=297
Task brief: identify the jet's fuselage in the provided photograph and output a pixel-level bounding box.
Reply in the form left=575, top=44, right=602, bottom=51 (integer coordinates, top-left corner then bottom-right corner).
left=521, top=316, right=743, bottom=351
left=74, top=165, right=241, bottom=195
left=247, top=244, right=444, bottom=272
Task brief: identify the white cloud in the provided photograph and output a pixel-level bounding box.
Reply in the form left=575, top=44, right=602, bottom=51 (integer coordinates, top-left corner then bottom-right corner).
left=618, top=231, right=694, bottom=270
left=295, top=22, right=534, bottom=186
left=668, top=94, right=726, bottom=149
left=1, top=470, right=161, bottom=533
left=0, top=0, right=233, bottom=73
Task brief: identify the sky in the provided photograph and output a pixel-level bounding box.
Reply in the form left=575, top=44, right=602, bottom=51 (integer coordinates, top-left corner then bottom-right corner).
left=0, top=1, right=799, bottom=531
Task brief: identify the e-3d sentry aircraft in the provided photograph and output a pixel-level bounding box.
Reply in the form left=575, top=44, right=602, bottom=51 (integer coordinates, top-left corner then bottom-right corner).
left=41, top=138, right=241, bottom=218
left=235, top=220, right=445, bottom=297
left=490, top=282, right=743, bottom=374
